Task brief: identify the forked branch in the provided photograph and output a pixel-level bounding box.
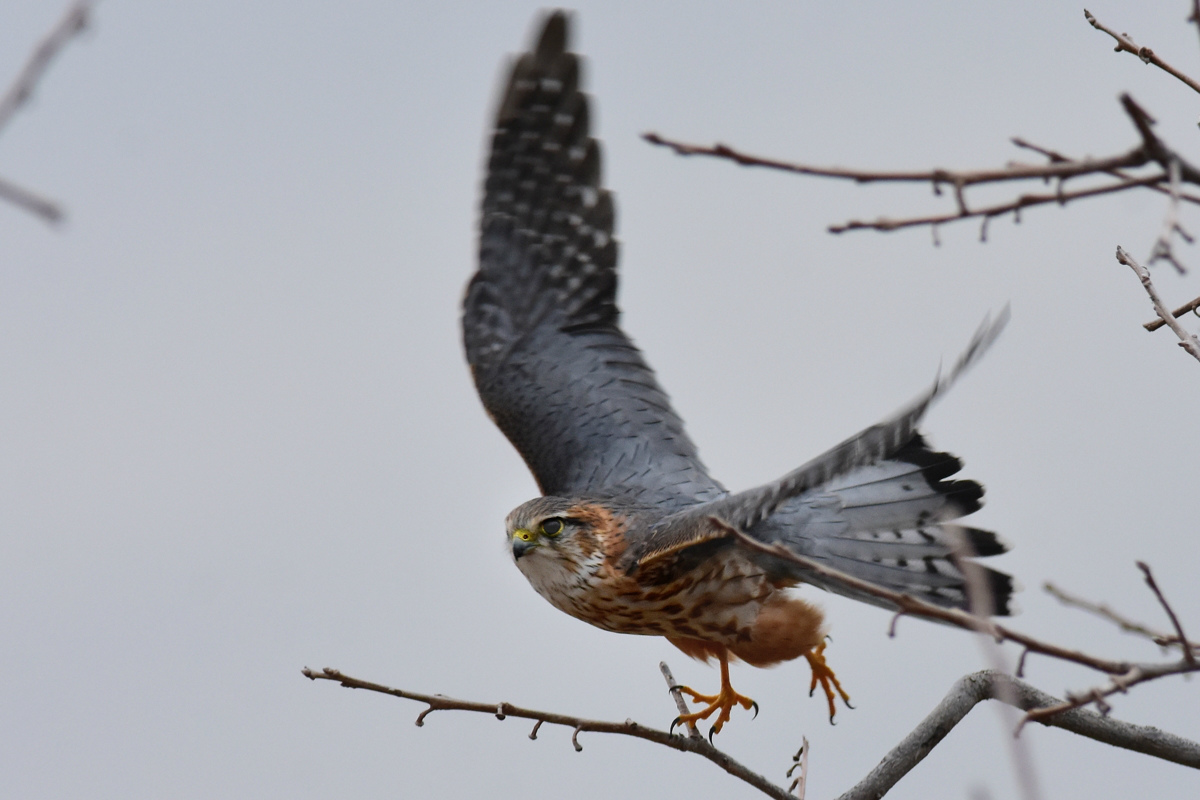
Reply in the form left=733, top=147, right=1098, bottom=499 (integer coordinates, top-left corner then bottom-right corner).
left=645, top=90, right=1199, bottom=242
left=1117, top=247, right=1200, bottom=363
left=304, top=665, right=1200, bottom=800
left=303, top=665, right=795, bottom=800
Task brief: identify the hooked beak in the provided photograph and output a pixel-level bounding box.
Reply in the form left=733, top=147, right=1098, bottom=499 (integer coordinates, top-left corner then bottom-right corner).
left=511, top=528, right=537, bottom=560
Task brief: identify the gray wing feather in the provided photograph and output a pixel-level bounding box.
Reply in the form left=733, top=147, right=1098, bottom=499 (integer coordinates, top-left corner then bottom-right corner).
left=674, top=307, right=1009, bottom=530
left=464, top=12, right=723, bottom=504
left=756, top=440, right=1014, bottom=614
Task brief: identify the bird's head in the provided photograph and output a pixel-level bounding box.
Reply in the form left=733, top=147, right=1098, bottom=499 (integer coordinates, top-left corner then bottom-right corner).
left=505, top=497, right=616, bottom=590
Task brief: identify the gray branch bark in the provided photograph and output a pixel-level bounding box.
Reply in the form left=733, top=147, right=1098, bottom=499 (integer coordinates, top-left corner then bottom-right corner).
left=837, top=670, right=1200, bottom=800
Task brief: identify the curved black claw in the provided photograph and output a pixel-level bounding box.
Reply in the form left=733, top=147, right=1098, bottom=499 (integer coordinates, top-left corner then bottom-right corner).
left=828, top=713, right=837, bottom=726
left=666, top=684, right=683, bottom=693
left=670, top=716, right=683, bottom=736
left=750, top=700, right=760, bottom=720
left=708, top=725, right=719, bottom=745
left=844, top=700, right=856, bottom=710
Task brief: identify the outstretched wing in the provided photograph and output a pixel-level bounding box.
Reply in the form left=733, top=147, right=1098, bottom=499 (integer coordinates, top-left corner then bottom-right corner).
left=464, top=12, right=723, bottom=505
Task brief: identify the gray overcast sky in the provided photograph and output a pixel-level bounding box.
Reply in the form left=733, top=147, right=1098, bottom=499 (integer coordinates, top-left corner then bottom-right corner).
left=2, top=2, right=1198, bottom=798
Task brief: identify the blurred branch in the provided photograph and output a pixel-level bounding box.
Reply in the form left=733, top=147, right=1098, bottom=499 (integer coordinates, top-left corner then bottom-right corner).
left=0, top=0, right=94, bottom=224
left=1011, top=136, right=1200, bottom=206
left=1045, top=581, right=1200, bottom=653
left=0, top=1, right=92, bottom=132
left=1117, top=246, right=1200, bottom=363
left=1085, top=8, right=1200, bottom=95
left=0, top=174, right=62, bottom=223
left=1147, top=158, right=1193, bottom=274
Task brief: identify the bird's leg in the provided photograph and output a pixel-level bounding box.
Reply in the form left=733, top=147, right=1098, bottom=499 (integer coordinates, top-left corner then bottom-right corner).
left=671, top=650, right=757, bottom=738
left=804, top=640, right=852, bottom=722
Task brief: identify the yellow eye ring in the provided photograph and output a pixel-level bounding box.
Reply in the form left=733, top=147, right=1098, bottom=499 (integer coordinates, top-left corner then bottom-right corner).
left=540, top=518, right=565, bottom=537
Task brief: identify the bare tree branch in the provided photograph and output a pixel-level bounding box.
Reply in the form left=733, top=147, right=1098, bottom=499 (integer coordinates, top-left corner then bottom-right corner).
left=643, top=131, right=1150, bottom=190
left=1011, top=136, right=1200, bottom=206
left=0, top=173, right=63, bottom=223
left=829, top=174, right=1167, bottom=239
left=1044, top=581, right=1200, bottom=653
left=0, top=0, right=95, bottom=224
left=646, top=87, right=1200, bottom=242
left=1137, top=561, right=1197, bottom=666
left=1085, top=8, right=1200, bottom=96
left=836, top=670, right=1200, bottom=800
left=1116, top=246, right=1200, bottom=363
left=1019, top=656, right=1200, bottom=729
left=303, top=665, right=1200, bottom=800
left=0, top=1, right=92, bottom=133
left=1191, top=0, right=1200, bottom=51
left=303, top=666, right=796, bottom=800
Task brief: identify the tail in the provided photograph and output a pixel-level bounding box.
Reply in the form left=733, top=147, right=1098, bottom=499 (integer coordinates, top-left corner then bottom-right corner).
left=764, top=435, right=1016, bottom=616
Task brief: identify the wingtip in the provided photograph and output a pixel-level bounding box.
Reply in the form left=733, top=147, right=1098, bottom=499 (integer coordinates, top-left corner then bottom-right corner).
left=535, top=10, right=570, bottom=59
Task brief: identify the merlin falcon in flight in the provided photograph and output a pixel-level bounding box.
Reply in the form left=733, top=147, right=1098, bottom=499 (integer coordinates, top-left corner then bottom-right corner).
left=463, top=11, right=1014, bottom=737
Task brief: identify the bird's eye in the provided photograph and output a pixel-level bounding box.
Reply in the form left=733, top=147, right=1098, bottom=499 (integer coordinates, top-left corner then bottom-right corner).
left=540, top=518, right=565, bottom=537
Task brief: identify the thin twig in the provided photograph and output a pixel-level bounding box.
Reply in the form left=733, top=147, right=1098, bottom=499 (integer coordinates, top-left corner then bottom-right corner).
left=830, top=174, right=1166, bottom=236
left=1119, top=94, right=1200, bottom=185
left=659, top=661, right=702, bottom=741
left=0, top=1, right=93, bottom=133
left=1146, top=159, right=1192, bottom=275
left=0, top=0, right=94, bottom=224
left=1011, top=136, right=1200, bottom=206
left=0, top=174, right=63, bottom=224
left=1044, top=581, right=1197, bottom=650
left=1144, top=294, right=1200, bottom=331
left=644, top=132, right=1149, bottom=188
left=1192, top=0, right=1200, bottom=50
left=1116, top=246, right=1200, bottom=363
left=302, top=667, right=795, bottom=800
left=1019, top=658, right=1200, bottom=729
left=1137, top=562, right=1197, bottom=666
left=644, top=131, right=1171, bottom=237
left=787, top=737, right=808, bottom=799
left=1084, top=9, right=1200, bottom=96
left=646, top=90, right=1200, bottom=241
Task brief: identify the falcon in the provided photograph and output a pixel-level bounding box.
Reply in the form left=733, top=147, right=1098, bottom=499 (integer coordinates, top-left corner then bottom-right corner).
left=463, top=11, right=1013, bottom=737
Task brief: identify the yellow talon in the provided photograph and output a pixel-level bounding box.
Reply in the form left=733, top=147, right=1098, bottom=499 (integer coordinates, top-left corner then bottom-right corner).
left=804, top=641, right=852, bottom=722
left=671, top=650, right=757, bottom=738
